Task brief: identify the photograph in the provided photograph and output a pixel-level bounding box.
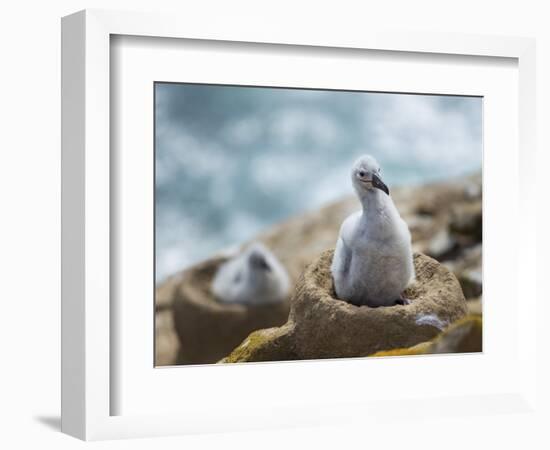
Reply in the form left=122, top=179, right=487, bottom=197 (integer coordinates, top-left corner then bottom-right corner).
left=154, top=83, right=483, bottom=366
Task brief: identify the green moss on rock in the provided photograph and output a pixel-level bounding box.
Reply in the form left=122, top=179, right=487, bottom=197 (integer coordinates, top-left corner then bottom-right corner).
left=223, top=324, right=297, bottom=363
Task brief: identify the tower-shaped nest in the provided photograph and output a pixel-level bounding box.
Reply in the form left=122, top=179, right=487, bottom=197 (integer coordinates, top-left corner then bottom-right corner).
left=172, top=256, right=290, bottom=365
left=223, top=249, right=467, bottom=363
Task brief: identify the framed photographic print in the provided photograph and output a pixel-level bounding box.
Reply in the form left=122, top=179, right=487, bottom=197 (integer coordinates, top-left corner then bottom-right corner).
left=61, top=9, right=537, bottom=441
left=154, top=82, right=482, bottom=367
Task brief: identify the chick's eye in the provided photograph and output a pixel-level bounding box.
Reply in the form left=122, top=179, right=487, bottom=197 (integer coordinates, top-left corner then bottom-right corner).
left=358, top=171, right=365, bottom=177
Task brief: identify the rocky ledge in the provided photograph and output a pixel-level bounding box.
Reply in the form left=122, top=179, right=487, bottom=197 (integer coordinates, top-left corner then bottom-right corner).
left=155, top=172, right=482, bottom=365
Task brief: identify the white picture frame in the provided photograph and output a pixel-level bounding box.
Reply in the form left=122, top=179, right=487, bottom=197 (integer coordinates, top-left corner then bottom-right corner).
left=61, top=9, right=537, bottom=441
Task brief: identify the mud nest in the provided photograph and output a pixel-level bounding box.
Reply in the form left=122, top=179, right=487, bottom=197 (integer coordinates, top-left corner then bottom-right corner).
left=172, top=256, right=290, bottom=365
left=223, top=249, right=467, bottom=363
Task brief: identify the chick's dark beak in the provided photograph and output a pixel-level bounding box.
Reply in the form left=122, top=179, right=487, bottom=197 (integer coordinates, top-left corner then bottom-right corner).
left=249, top=252, right=271, bottom=271
left=372, top=173, right=389, bottom=195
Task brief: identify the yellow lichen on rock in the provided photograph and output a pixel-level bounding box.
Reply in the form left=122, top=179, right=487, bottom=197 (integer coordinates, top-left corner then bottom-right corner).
left=370, top=315, right=482, bottom=357
left=429, top=315, right=482, bottom=354
left=370, top=341, right=433, bottom=357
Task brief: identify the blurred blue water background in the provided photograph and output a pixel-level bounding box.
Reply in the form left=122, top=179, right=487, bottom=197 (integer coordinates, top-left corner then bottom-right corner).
left=155, top=83, right=482, bottom=282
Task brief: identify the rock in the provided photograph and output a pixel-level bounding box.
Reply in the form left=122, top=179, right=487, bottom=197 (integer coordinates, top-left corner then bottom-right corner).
left=409, top=172, right=480, bottom=217
left=464, top=183, right=482, bottom=200
left=445, top=244, right=482, bottom=300
left=155, top=309, right=179, bottom=366
left=155, top=273, right=186, bottom=365
left=370, top=315, right=482, bottom=356
left=406, top=214, right=435, bottom=235
left=172, top=256, right=290, bottom=365
left=445, top=243, right=482, bottom=272
left=223, top=250, right=467, bottom=363
left=393, top=174, right=481, bottom=262
left=219, top=324, right=297, bottom=363
left=427, top=229, right=458, bottom=260
left=459, top=268, right=483, bottom=298
left=428, top=315, right=482, bottom=353
left=449, top=200, right=482, bottom=242
left=467, top=298, right=482, bottom=316
left=156, top=272, right=184, bottom=310
left=367, top=341, right=432, bottom=357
